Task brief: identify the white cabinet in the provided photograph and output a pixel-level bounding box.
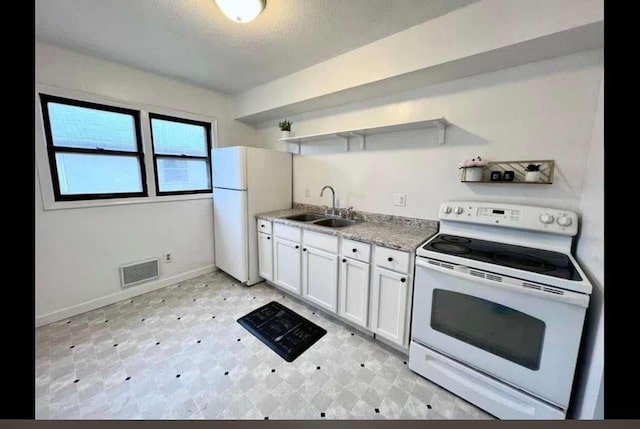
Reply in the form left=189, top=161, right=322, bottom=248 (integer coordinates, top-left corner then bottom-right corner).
left=341, top=239, right=371, bottom=263
left=302, top=245, right=339, bottom=312
left=256, top=220, right=415, bottom=351
left=257, top=232, right=273, bottom=281
left=273, top=237, right=301, bottom=295
left=339, top=257, right=370, bottom=328
left=374, top=246, right=410, bottom=273
left=370, top=266, right=410, bottom=346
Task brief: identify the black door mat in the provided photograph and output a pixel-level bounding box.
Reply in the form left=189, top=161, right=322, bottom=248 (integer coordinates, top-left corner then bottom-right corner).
left=237, top=301, right=327, bottom=362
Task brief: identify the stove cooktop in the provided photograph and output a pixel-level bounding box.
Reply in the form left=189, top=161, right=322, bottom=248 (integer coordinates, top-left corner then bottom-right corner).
left=422, top=234, right=583, bottom=281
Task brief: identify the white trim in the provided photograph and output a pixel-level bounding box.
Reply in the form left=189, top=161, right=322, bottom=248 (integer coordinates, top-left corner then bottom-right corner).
left=35, top=83, right=219, bottom=211
left=35, top=83, right=220, bottom=124
left=36, top=265, right=216, bottom=327
left=41, top=193, right=212, bottom=211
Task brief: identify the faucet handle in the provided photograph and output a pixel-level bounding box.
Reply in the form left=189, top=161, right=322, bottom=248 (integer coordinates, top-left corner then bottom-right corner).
left=341, top=206, right=354, bottom=219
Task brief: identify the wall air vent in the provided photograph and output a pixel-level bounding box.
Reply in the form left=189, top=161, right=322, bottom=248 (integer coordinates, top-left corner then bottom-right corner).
left=120, top=258, right=159, bottom=288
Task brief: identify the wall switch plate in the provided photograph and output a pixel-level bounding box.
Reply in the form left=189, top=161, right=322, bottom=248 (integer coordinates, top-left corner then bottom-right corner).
left=305, top=188, right=310, bottom=197
left=164, top=253, right=173, bottom=263
left=393, top=193, right=406, bottom=206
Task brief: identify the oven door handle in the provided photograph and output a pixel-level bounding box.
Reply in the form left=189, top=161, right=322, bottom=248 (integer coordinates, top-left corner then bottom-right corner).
left=416, top=258, right=589, bottom=308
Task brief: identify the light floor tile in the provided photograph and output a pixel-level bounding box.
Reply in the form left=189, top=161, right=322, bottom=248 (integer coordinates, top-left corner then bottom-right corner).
left=36, top=270, right=494, bottom=420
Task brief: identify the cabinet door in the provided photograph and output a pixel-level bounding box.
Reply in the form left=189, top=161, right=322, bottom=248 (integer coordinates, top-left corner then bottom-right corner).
left=273, top=237, right=301, bottom=295
left=257, top=232, right=273, bottom=281
left=370, top=266, right=409, bottom=346
left=339, top=257, right=370, bottom=328
left=302, top=246, right=338, bottom=312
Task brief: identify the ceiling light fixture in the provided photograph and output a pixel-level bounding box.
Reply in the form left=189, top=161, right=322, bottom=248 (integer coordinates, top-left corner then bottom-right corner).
left=215, top=0, right=266, bottom=24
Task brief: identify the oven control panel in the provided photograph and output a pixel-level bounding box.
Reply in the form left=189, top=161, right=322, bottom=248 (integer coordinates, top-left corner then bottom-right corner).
left=439, top=201, right=578, bottom=236
left=477, top=207, right=521, bottom=221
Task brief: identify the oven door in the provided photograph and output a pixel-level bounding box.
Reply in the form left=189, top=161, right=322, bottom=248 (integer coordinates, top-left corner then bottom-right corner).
left=412, top=257, right=588, bottom=408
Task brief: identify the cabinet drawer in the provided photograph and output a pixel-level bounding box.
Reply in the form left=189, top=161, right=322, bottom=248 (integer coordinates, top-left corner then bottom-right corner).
left=273, top=223, right=301, bottom=242
left=303, top=230, right=338, bottom=254
left=257, top=219, right=272, bottom=234
left=341, top=238, right=371, bottom=263
left=374, top=246, right=410, bottom=273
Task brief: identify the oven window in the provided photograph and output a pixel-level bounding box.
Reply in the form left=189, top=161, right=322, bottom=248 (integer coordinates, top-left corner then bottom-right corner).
left=431, top=289, right=545, bottom=370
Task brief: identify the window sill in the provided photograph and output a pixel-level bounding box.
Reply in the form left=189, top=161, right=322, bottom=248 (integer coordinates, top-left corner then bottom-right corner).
left=41, top=192, right=212, bottom=211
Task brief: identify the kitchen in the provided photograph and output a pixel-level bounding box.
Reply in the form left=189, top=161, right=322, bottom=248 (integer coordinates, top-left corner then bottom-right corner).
left=32, top=0, right=605, bottom=422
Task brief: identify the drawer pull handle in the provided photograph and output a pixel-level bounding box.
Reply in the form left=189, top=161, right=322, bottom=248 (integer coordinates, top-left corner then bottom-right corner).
left=352, top=248, right=357, bottom=252
left=303, top=248, right=307, bottom=252
left=295, top=245, right=299, bottom=249
left=401, top=278, right=406, bottom=283
left=388, top=257, right=393, bottom=262
left=342, top=259, right=346, bottom=263
left=260, top=225, right=265, bottom=228
left=267, top=237, right=271, bottom=240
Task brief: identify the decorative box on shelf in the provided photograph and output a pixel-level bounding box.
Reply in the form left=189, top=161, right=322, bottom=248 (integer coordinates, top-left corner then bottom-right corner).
left=460, top=160, right=555, bottom=184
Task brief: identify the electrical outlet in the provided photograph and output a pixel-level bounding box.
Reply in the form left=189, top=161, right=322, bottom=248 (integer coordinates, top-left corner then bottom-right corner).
left=393, top=193, right=406, bottom=207
left=164, top=253, right=173, bottom=263
left=305, top=188, right=310, bottom=197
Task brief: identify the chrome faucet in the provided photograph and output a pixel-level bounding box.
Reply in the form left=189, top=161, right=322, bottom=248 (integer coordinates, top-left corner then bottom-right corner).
left=320, top=185, right=338, bottom=216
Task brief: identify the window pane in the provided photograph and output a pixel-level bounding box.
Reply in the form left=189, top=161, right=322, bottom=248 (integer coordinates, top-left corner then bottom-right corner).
left=55, top=153, right=143, bottom=195
left=151, top=118, right=208, bottom=156
left=47, top=102, right=138, bottom=151
left=156, top=158, right=210, bottom=192
left=431, top=289, right=545, bottom=370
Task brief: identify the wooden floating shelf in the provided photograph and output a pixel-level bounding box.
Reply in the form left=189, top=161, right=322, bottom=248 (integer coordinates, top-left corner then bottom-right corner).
left=460, top=160, right=555, bottom=184
left=278, top=117, right=449, bottom=153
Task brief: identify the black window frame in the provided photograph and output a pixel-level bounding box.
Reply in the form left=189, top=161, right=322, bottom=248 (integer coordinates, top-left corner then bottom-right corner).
left=148, top=112, right=213, bottom=196
left=39, top=93, right=148, bottom=202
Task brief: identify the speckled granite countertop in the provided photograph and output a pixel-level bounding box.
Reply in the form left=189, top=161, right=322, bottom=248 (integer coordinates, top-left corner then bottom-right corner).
left=256, top=207, right=439, bottom=252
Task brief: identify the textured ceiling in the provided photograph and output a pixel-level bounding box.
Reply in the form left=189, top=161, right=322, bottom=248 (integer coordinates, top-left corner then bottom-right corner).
left=35, top=0, right=477, bottom=94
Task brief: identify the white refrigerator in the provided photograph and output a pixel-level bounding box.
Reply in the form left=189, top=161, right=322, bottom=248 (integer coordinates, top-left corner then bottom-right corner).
left=212, top=146, right=292, bottom=285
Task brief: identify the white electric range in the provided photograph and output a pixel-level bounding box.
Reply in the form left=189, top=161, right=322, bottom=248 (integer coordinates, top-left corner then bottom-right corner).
left=409, top=201, right=592, bottom=420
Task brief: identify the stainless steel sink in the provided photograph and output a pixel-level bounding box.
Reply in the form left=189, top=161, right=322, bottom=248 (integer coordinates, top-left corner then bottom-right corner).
left=312, top=218, right=358, bottom=228
left=285, top=212, right=326, bottom=222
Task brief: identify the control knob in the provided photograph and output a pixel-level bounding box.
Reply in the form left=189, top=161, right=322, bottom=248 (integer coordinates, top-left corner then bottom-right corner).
left=454, top=207, right=464, bottom=215
left=557, top=216, right=572, bottom=227
left=539, top=214, right=554, bottom=224
left=442, top=206, right=452, bottom=214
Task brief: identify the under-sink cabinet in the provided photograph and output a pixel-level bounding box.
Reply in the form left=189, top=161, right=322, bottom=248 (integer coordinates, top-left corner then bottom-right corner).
left=301, top=231, right=339, bottom=312
left=339, top=256, right=370, bottom=328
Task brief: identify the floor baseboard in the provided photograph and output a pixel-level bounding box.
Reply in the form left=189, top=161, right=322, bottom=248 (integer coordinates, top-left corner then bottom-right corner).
left=36, top=265, right=216, bottom=327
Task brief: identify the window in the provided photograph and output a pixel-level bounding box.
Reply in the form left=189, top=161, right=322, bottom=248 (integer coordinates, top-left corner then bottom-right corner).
left=149, top=113, right=212, bottom=195
left=40, top=94, right=148, bottom=201
left=431, top=289, right=545, bottom=370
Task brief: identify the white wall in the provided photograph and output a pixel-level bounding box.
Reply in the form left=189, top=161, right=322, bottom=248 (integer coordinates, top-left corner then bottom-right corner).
left=257, top=49, right=604, bottom=219
left=572, top=74, right=604, bottom=419
left=36, top=42, right=256, bottom=149
left=35, top=42, right=256, bottom=325
left=256, top=48, right=604, bottom=419
left=237, top=0, right=604, bottom=121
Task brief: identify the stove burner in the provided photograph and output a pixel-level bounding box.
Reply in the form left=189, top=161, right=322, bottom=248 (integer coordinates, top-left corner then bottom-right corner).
left=422, top=233, right=582, bottom=281
left=493, top=252, right=555, bottom=272
left=441, top=235, right=471, bottom=244
left=432, top=242, right=471, bottom=254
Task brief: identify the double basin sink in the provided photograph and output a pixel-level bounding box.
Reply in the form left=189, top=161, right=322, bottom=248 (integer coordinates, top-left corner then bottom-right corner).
left=285, top=212, right=359, bottom=228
